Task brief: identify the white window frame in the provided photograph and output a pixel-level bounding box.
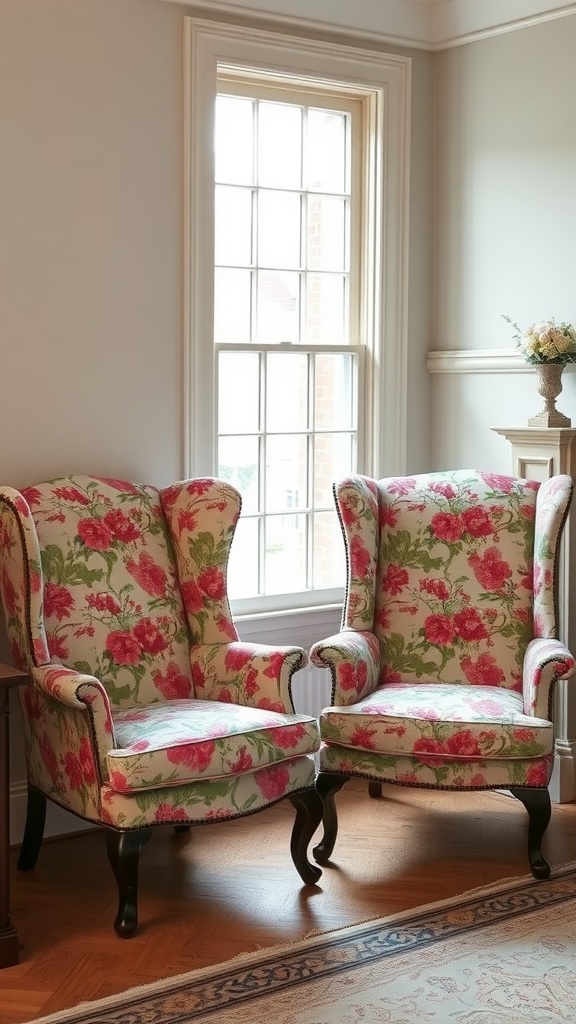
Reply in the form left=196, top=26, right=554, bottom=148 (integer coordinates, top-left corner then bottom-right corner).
left=184, top=18, right=411, bottom=610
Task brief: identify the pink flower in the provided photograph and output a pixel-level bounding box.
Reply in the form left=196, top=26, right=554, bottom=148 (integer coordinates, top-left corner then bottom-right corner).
left=180, top=580, right=204, bottom=614
left=198, top=566, right=226, bottom=601
left=109, top=769, right=130, bottom=792
left=273, top=724, right=307, bottom=749
left=47, top=633, right=69, bottom=660
left=429, top=482, right=457, bottom=499
left=133, top=617, right=168, bottom=654
left=469, top=548, right=512, bottom=591
left=126, top=552, right=167, bottom=597
left=419, top=578, right=449, bottom=600
left=225, top=646, right=254, bottom=672
left=1, top=572, right=18, bottom=617
left=525, top=762, right=549, bottom=786
left=339, top=661, right=368, bottom=692
left=186, top=479, right=214, bottom=496
left=21, top=486, right=43, bottom=506
left=230, top=748, right=254, bottom=773
left=178, top=510, right=197, bottom=533
left=453, top=607, right=487, bottom=641
left=480, top=473, right=515, bottom=494
left=413, top=737, right=445, bottom=765
left=380, top=505, right=398, bottom=528
left=86, top=592, right=122, bottom=614
left=382, top=564, right=409, bottom=595
left=102, top=509, right=141, bottom=542
left=106, top=630, right=142, bottom=665
left=388, top=478, right=416, bottom=496
left=460, top=653, right=505, bottom=687
left=424, top=614, right=455, bottom=646
left=153, top=662, right=192, bottom=699
left=77, top=518, right=114, bottom=551
left=167, top=741, right=215, bottom=772
left=430, top=512, right=464, bottom=543
left=44, top=583, right=74, bottom=621
left=349, top=535, right=371, bottom=578
left=216, top=613, right=238, bottom=641
left=53, top=486, right=91, bottom=505
left=446, top=729, right=482, bottom=757
left=64, top=751, right=84, bottom=790
left=461, top=506, right=493, bottom=537
left=349, top=725, right=377, bottom=749
left=155, top=802, right=188, bottom=822
left=255, top=764, right=290, bottom=800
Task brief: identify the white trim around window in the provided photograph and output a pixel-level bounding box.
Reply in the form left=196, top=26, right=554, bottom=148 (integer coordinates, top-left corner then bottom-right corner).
left=184, top=17, right=412, bottom=482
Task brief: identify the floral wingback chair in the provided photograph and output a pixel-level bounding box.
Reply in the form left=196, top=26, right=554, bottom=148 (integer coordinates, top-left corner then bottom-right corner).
left=310, top=470, right=575, bottom=879
left=0, top=475, right=323, bottom=937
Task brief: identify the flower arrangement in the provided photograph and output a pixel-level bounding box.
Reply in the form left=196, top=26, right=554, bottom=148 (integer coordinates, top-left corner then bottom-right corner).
left=503, top=315, right=576, bottom=364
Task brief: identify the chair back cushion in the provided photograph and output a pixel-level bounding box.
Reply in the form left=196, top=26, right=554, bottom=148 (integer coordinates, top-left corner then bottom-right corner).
left=374, top=470, right=539, bottom=691
left=20, top=476, right=194, bottom=708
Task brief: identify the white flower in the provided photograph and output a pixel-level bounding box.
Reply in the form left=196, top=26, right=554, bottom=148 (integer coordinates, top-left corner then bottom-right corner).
left=503, top=315, right=576, bottom=363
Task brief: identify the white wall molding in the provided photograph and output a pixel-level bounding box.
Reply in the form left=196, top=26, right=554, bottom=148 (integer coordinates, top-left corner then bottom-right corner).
left=159, top=0, right=576, bottom=50
left=426, top=349, right=560, bottom=373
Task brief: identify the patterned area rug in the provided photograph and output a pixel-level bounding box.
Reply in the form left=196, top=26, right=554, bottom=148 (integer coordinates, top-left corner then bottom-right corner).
left=32, top=864, right=576, bottom=1024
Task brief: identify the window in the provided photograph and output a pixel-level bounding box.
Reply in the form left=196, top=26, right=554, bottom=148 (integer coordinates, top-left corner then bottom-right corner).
left=186, top=20, right=410, bottom=615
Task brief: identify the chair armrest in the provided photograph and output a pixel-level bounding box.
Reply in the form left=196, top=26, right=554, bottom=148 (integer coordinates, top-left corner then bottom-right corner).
left=523, top=637, right=576, bottom=719
left=189, top=642, right=308, bottom=713
left=31, top=664, right=116, bottom=751
left=310, top=629, right=380, bottom=706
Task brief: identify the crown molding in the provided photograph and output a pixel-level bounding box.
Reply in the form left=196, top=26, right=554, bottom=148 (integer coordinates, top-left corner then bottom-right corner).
left=158, top=0, right=576, bottom=49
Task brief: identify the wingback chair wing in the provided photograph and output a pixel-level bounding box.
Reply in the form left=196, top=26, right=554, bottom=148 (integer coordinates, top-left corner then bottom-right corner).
left=0, top=475, right=323, bottom=936
left=310, top=469, right=575, bottom=879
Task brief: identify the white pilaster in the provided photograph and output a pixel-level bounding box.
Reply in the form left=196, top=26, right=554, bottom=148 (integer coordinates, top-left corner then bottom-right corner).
left=492, top=426, right=576, bottom=802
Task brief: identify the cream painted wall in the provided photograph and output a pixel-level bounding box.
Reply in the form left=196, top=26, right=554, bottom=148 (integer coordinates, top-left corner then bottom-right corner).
left=1, top=0, right=434, bottom=840
left=433, top=15, right=576, bottom=468
left=1, top=0, right=185, bottom=491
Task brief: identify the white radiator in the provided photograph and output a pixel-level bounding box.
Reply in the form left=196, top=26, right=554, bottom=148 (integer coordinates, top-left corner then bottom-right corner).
left=291, top=662, right=332, bottom=719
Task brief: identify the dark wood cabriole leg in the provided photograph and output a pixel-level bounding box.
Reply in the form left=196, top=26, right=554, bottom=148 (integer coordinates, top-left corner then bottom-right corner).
left=105, top=827, right=152, bottom=938
left=17, top=786, right=47, bottom=871
left=368, top=782, right=383, bottom=799
left=288, top=789, right=323, bottom=884
left=313, top=772, right=349, bottom=865
left=510, top=787, right=552, bottom=879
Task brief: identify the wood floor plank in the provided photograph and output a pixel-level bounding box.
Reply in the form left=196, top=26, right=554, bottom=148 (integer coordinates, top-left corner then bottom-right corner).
left=0, top=782, right=575, bottom=1023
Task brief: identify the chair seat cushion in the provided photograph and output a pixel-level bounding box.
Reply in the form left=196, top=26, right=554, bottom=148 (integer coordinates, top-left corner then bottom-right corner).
left=108, top=699, right=319, bottom=792
left=320, top=683, right=553, bottom=761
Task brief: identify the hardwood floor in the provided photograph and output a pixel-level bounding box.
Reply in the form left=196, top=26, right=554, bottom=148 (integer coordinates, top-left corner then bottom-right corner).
left=1, top=781, right=575, bottom=1023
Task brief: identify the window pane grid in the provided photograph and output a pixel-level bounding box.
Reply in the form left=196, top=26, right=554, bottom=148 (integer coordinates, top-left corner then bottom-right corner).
left=215, top=85, right=359, bottom=605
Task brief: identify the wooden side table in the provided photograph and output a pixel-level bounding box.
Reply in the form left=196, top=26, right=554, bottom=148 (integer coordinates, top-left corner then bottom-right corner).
left=0, top=664, right=27, bottom=968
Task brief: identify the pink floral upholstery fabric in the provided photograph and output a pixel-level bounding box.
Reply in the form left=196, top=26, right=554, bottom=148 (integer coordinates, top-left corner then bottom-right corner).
left=312, top=470, right=575, bottom=791
left=0, top=475, right=318, bottom=829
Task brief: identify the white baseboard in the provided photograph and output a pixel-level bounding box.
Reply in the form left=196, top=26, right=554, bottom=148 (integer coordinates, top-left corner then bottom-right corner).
left=9, top=782, right=94, bottom=847
left=549, top=741, right=576, bottom=804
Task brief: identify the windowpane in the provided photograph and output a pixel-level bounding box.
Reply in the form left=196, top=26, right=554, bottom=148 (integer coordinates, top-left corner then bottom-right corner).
left=266, top=435, right=308, bottom=512
left=307, top=109, right=347, bottom=193
left=266, top=352, right=308, bottom=431
left=265, top=514, right=307, bottom=594
left=305, top=274, right=346, bottom=344
left=215, top=186, right=253, bottom=266
left=218, top=436, right=260, bottom=514
left=215, top=96, right=254, bottom=185
left=218, top=351, right=260, bottom=432
left=307, top=196, right=347, bottom=272
left=312, top=511, right=346, bottom=589
left=227, top=516, right=260, bottom=598
left=215, top=268, right=252, bottom=343
left=314, top=353, right=355, bottom=429
left=258, top=102, right=302, bottom=189
left=258, top=191, right=302, bottom=269
left=256, top=271, right=300, bottom=343
left=313, top=433, right=354, bottom=506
